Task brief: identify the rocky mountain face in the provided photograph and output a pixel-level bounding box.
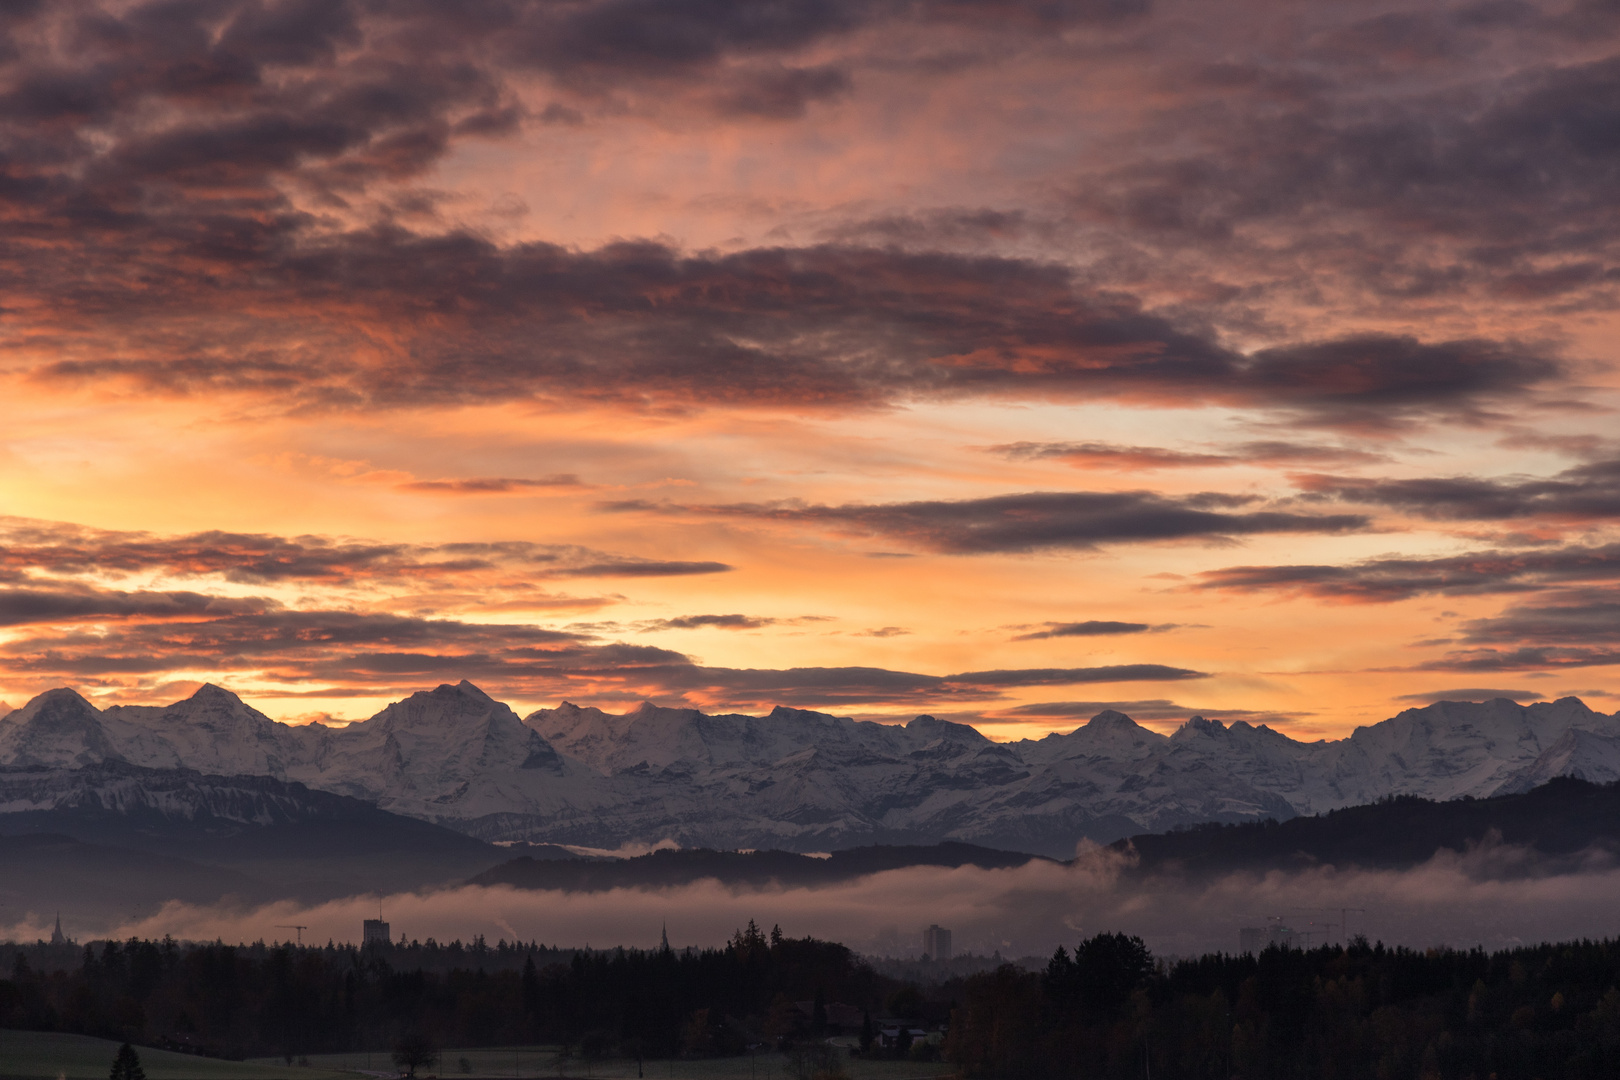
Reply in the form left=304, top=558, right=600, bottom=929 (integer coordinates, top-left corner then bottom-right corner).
left=1, top=683, right=1617, bottom=858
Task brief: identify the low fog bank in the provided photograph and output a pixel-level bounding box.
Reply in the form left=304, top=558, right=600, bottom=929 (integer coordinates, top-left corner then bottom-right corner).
left=11, top=840, right=1620, bottom=959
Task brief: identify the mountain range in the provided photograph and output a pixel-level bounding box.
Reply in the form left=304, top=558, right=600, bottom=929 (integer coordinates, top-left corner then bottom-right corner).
left=2, top=682, right=1619, bottom=858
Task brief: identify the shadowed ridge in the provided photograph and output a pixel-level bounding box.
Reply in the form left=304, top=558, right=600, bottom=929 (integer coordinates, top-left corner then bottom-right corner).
left=1113, top=776, right=1620, bottom=878
left=467, top=840, right=1050, bottom=893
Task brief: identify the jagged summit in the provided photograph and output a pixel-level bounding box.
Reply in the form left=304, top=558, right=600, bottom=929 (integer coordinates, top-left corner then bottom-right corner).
left=1173, top=715, right=1226, bottom=739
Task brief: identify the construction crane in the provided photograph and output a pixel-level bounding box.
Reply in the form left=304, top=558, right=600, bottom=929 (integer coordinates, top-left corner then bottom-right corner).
left=1291, top=907, right=1368, bottom=946
left=1293, top=922, right=1336, bottom=948
left=275, top=924, right=309, bottom=945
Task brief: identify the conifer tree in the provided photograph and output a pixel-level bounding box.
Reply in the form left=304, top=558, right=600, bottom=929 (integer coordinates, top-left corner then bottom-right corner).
left=109, top=1042, right=146, bottom=1080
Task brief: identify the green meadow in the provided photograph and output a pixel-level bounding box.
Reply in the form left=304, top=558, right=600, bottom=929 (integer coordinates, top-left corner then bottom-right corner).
left=0, top=1030, right=953, bottom=1080
left=0, top=1030, right=353, bottom=1080
left=267, top=1044, right=953, bottom=1080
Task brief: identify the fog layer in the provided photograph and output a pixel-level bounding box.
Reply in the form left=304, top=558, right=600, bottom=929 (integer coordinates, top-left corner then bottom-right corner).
left=13, top=841, right=1620, bottom=958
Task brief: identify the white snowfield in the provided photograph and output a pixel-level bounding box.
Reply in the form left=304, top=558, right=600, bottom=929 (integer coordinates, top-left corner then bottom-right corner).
left=1, top=681, right=1617, bottom=857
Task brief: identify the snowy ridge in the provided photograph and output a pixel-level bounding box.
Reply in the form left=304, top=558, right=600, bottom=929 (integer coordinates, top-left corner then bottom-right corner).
left=0, top=760, right=363, bottom=825
left=1, top=683, right=1617, bottom=857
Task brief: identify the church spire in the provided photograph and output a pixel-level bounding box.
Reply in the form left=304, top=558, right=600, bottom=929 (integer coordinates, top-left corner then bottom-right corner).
left=660, top=922, right=670, bottom=953
left=50, top=912, right=64, bottom=945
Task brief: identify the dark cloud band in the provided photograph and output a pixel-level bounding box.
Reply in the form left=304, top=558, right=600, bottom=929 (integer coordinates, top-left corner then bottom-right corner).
left=1299, top=458, right=1620, bottom=523
left=1012, top=620, right=1158, bottom=640
left=607, top=490, right=1366, bottom=553
left=1198, top=543, right=1620, bottom=602
left=0, top=518, right=732, bottom=586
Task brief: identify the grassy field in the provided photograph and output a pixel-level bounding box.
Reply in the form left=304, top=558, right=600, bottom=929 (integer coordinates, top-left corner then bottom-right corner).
left=0, top=1029, right=355, bottom=1080
left=275, top=1044, right=954, bottom=1080
left=0, top=1031, right=956, bottom=1080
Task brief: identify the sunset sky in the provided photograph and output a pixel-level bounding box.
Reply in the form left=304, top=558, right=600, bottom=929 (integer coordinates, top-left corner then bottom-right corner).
left=1, top=0, right=1617, bottom=738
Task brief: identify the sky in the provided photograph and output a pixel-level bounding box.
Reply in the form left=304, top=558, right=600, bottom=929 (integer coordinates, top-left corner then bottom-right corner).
left=1, top=0, right=1618, bottom=738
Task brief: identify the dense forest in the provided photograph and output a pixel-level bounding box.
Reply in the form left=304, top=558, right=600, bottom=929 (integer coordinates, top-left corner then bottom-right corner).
left=6, top=928, right=1620, bottom=1078
left=0, top=923, right=899, bottom=1063
left=946, top=934, right=1620, bottom=1080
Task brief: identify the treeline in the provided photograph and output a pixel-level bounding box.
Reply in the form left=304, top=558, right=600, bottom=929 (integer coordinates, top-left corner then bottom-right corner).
left=0, top=923, right=896, bottom=1062
left=10, top=927, right=1620, bottom=1077
left=945, top=934, right=1620, bottom=1080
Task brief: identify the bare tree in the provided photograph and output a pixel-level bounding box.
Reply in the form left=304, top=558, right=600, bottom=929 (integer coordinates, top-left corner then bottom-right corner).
left=392, top=1033, right=439, bottom=1078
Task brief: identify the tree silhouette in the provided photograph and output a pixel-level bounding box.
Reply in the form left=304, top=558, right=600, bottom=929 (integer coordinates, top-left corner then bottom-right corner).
left=109, top=1042, right=146, bottom=1080
left=392, top=1033, right=439, bottom=1078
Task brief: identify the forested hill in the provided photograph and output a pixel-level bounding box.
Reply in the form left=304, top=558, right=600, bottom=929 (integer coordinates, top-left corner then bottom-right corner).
left=469, top=779, right=1620, bottom=893
left=1116, top=776, right=1620, bottom=876
left=469, top=841, right=1047, bottom=891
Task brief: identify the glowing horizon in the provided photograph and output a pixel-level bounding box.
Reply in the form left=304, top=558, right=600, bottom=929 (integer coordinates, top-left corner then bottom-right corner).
left=0, top=0, right=1616, bottom=740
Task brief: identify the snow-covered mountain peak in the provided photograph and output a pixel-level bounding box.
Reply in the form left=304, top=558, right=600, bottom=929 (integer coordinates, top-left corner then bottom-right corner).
left=190, top=682, right=245, bottom=703
left=1086, top=709, right=1138, bottom=729
left=386, top=681, right=498, bottom=716
left=362, top=681, right=536, bottom=745
left=21, top=686, right=96, bottom=713
left=295, top=682, right=576, bottom=816
left=1501, top=728, right=1620, bottom=792
left=0, top=687, right=122, bottom=768
left=4, top=681, right=1618, bottom=858
left=1014, top=709, right=1166, bottom=765
left=104, top=681, right=306, bottom=777
left=904, top=714, right=990, bottom=744
left=1172, top=715, right=1227, bottom=740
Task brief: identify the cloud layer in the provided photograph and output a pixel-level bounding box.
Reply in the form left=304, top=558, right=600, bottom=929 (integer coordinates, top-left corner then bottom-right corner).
left=0, top=0, right=1615, bottom=729
left=0, top=1, right=1583, bottom=423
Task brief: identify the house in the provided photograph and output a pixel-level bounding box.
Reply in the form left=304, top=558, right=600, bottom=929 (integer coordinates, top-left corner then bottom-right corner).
left=878, top=1025, right=929, bottom=1051
left=793, top=1001, right=867, bottom=1035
